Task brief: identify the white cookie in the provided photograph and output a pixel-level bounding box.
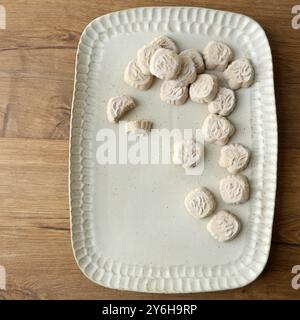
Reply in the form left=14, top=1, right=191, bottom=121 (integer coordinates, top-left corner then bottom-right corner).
left=149, top=48, right=181, bottom=80
left=160, top=80, right=189, bottom=105
left=150, top=35, right=178, bottom=53
left=136, top=44, right=159, bottom=75
left=106, top=95, right=135, bottom=123
left=124, top=59, right=153, bottom=90
left=180, top=49, right=205, bottom=74
left=174, top=55, right=197, bottom=87
left=185, top=187, right=216, bottom=219
left=219, top=144, right=250, bottom=174
left=207, top=210, right=241, bottom=242
left=219, top=174, right=250, bottom=204
left=203, top=41, right=233, bottom=71
left=202, top=114, right=235, bottom=145
left=126, top=120, right=152, bottom=135
left=208, top=87, right=236, bottom=116
left=189, top=74, right=219, bottom=103
left=137, top=36, right=178, bottom=75
left=223, top=58, right=255, bottom=89
left=173, top=138, right=203, bottom=169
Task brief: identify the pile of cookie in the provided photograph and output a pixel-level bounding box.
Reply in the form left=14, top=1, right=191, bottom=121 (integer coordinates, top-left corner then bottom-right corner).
left=106, top=35, right=255, bottom=242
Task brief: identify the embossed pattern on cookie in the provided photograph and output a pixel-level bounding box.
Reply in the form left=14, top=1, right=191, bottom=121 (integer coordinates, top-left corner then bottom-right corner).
left=190, top=74, right=219, bottom=103
left=219, top=144, right=250, bottom=174
left=173, top=138, right=203, bottom=169
left=124, top=59, right=153, bottom=90
left=219, top=174, right=250, bottom=204
left=174, top=55, right=197, bottom=87
left=136, top=43, right=160, bottom=75
left=106, top=95, right=136, bottom=123
left=203, top=41, right=233, bottom=71
left=224, top=58, right=255, bottom=89
left=185, top=187, right=216, bottom=219
left=208, top=87, right=236, bottom=116
left=202, top=114, right=235, bottom=145
left=126, top=119, right=153, bottom=136
left=160, top=80, right=188, bottom=105
left=180, top=49, right=205, bottom=74
left=149, top=48, right=181, bottom=80
left=207, top=210, right=241, bottom=242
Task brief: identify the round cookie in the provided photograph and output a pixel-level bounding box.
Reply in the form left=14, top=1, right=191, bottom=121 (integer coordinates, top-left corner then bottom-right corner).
left=149, top=48, right=181, bottom=80
left=160, top=80, right=189, bottom=105
left=190, top=74, right=219, bottom=103
left=185, top=187, right=216, bottom=219
left=124, top=59, right=153, bottom=90
left=223, top=58, right=255, bottom=89
left=208, top=87, right=236, bottom=116
left=150, top=35, right=178, bottom=53
left=174, top=55, right=197, bottom=86
left=219, top=144, right=250, bottom=174
left=219, top=174, right=250, bottom=204
left=180, top=49, right=205, bottom=74
left=207, top=210, right=241, bottom=242
left=203, top=41, right=233, bottom=71
left=202, top=114, right=235, bottom=145
left=137, top=43, right=160, bottom=75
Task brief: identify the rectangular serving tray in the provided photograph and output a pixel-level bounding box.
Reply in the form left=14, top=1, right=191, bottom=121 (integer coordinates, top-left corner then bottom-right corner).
left=69, top=6, right=277, bottom=293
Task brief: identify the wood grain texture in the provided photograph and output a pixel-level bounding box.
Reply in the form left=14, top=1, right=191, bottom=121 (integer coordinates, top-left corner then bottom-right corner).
left=0, top=0, right=299, bottom=299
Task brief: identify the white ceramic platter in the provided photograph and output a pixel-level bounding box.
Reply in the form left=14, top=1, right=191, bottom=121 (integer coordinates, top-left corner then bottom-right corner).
left=70, top=7, right=277, bottom=293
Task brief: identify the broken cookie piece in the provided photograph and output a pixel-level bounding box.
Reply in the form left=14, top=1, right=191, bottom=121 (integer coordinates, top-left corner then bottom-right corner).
left=126, top=119, right=153, bottom=136
left=106, top=95, right=135, bottom=123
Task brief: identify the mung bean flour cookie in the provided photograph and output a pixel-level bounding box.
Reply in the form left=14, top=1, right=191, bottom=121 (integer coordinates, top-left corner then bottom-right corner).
left=150, top=35, right=178, bottom=53
left=207, top=210, right=241, bottom=242
left=190, top=74, right=219, bottom=103
left=202, top=114, right=235, bottom=145
left=223, top=58, right=255, bottom=89
left=160, top=80, right=189, bottom=105
left=219, top=144, right=250, bottom=174
left=208, top=87, right=236, bottom=116
left=149, top=48, right=181, bottom=80
left=203, top=41, right=233, bottom=71
left=185, top=187, right=216, bottom=219
left=126, top=119, right=153, bottom=135
left=179, top=49, right=205, bottom=74
left=124, top=59, right=153, bottom=90
left=219, top=174, right=250, bottom=204
left=137, top=36, right=178, bottom=75
left=173, top=138, right=203, bottom=169
left=106, top=95, right=135, bottom=123
left=174, top=55, right=197, bottom=87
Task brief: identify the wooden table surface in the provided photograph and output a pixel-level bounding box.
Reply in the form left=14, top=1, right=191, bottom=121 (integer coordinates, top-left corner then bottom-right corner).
left=0, top=0, right=299, bottom=300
